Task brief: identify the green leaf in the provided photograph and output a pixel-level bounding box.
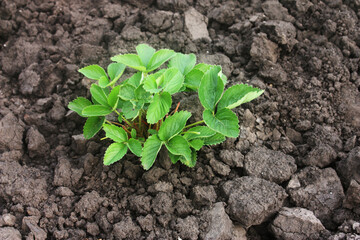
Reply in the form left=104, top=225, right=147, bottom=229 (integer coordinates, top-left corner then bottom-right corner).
left=78, top=65, right=107, bottom=80
left=217, top=84, right=264, bottom=110
left=98, top=76, right=110, bottom=88
left=111, top=54, right=146, bottom=72
left=82, top=105, right=112, bottom=116
left=184, top=63, right=222, bottom=90
left=194, top=63, right=212, bottom=73
left=146, top=49, right=176, bottom=72
left=143, top=73, right=163, bottom=93
left=141, top=134, right=163, bottom=170
left=203, top=108, right=239, bottom=138
left=136, top=44, right=156, bottom=67
left=179, top=85, right=187, bottom=92
left=183, top=126, right=216, bottom=140
left=107, top=63, right=126, bottom=86
left=134, top=100, right=145, bottom=113
left=202, top=133, right=226, bottom=145
left=119, top=84, right=136, bottom=101
left=219, top=71, right=227, bottom=85
left=179, top=149, right=197, bottom=167
left=107, top=85, right=121, bottom=109
left=162, top=68, right=184, bottom=94
left=184, top=69, right=204, bottom=90
left=198, top=66, right=224, bottom=111
left=168, top=53, right=196, bottom=75
left=148, top=129, right=158, bottom=135
left=131, top=129, right=137, bottom=138
left=127, top=72, right=142, bottom=88
left=117, top=98, right=125, bottom=109
left=127, top=138, right=142, bottom=157
left=165, top=135, right=192, bottom=161
left=68, top=97, right=92, bottom=117
left=146, top=92, right=172, bottom=124
left=103, top=87, right=110, bottom=95
left=103, top=124, right=128, bottom=143
left=91, top=96, right=100, bottom=105
left=90, top=84, right=109, bottom=106
left=104, top=143, right=128, bottom=165
left=83, top=116, right=105, bottom=139
left=158, top=111, right=191, bottom=141
left=168, top=151, right=180, bottom=164
left=135, top=85, right=150, bottom=100
left=189, top=139, right=204, bottom=151
left=121, top=101, right=141, bottom=119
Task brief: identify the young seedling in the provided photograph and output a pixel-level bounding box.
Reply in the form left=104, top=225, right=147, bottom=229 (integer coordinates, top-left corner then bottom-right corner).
left=68, top=44, right=264, bottom=170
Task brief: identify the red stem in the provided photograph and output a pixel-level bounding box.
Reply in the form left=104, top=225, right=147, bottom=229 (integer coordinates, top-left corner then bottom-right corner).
left=174, top=102, right=180, bottom=113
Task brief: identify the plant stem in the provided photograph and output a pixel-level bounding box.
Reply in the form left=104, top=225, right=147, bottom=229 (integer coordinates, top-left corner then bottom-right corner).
left=115, top=110, right=134, bottom=128
left=181, top=131, right=200, bottom=135
left=106, top=120, right=132, bottom=135
left=184, top=120, right=205, bottom=129
left=174, top=102, right=180, bottom=113
left=141, top=119, right=148, bottom=126
left=109, top=121, right=121, bottom=126
left=169, top=102, right=181, bottom=116
left=121, top=126, right=132, bottom=135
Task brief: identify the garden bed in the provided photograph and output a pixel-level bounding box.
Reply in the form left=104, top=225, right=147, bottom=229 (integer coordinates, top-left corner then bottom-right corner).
left=0, top=0, right=359, bottom=239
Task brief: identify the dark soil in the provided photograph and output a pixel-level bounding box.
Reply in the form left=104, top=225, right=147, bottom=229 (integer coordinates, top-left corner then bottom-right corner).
left=0, top=0, right=360, bottom=239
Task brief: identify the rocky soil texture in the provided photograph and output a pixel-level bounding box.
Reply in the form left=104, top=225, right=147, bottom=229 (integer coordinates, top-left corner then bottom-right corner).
left=0, top=0, right=360, bottom=239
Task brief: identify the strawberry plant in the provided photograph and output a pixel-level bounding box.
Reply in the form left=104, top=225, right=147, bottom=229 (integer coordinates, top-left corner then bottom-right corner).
left=68, top=44, right=264, bottom=170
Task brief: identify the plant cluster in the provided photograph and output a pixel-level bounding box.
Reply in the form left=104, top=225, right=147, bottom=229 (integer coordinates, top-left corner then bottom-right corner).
left=68, top=44, right=264, bottom=170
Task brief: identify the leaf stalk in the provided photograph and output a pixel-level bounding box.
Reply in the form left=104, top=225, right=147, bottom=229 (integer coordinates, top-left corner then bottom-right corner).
left=115, top=109, right=134, bottom=128
left=184, top=120, right=205, bottom=129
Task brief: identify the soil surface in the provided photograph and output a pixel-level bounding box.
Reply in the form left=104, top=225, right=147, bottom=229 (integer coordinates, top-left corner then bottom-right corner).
left=0, top=0, right=360, bottom=239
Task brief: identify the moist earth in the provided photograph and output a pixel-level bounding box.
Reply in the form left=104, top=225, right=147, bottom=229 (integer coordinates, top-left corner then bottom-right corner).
left=0, top=0, right=360, bottom=239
